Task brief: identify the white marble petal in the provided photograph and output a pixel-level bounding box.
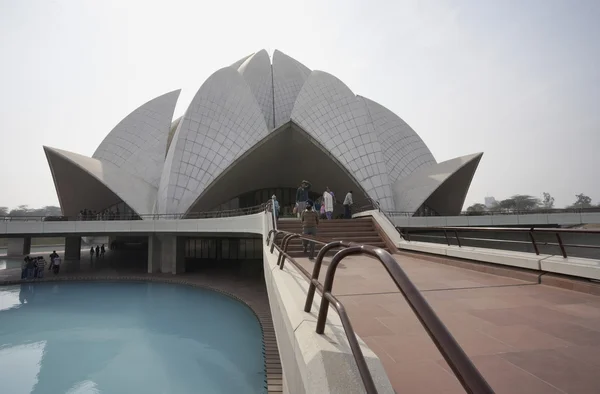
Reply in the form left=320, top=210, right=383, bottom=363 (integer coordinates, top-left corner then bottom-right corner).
left=157, top=67, right=269, bottom=214
left=237, top=49, right=274, bottom=129
left=360, top=96, right=437, bottom=184
left=272, top=50, right=311, bottom=129
left=45, top=146, right=158, bottom=217
left=93, top=90, right=180, bottom=188
left=290, top=71, right=394, bottom=211
left=391, top=152, right=483, bottom=214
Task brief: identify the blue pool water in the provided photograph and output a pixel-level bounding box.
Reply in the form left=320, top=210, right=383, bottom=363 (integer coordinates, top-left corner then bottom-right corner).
left=0, top=282, right=266, bottom=394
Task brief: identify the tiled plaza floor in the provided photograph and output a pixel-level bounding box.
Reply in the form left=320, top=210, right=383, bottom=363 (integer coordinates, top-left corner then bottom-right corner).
left=296, top=252, right=600, bottom=394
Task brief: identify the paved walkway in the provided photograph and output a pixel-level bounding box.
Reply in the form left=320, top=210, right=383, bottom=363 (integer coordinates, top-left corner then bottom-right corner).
left=296, top=252, right=600, bottom=394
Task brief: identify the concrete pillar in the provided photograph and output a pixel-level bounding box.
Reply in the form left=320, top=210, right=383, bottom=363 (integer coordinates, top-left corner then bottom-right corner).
left=64, top=237, right=81, bottom=261
left=108, top=236, right=117, bottom=249
left=174, top=237, right=186, bottom=275
left=157, top=235, right=185, bottom=275
left=7, top=237, right=31, bottom=257
left=148, top=235, right=161, bottom=273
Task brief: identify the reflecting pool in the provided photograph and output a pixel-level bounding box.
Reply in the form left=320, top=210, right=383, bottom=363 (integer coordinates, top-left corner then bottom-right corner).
left=0, top=282, right=266, bottom=394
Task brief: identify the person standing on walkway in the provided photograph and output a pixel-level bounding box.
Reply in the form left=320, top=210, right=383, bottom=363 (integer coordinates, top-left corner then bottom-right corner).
left=271, top=195, right=280, bottom=220
left=295, top=180, right=311, bottom=218
left=323, top=187, right=334, bottom=220
left=343, top=190, right=353, bottom=219
left=100, top=244, right=106, bottom=258
left=90, top=246, right=94, bottom=259
left=301, top=200, right=319, bottom=260
left=95, top=245, right=100, bottom=258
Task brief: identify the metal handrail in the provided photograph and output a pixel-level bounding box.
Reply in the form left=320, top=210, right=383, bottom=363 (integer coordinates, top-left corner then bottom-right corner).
left=386, top=206, right=600, bottom=217
left=266, top=229, right=494, bottom=394
left=398, top=226, right=600, bottom=259
left=0, top=203, right=268, bottom=222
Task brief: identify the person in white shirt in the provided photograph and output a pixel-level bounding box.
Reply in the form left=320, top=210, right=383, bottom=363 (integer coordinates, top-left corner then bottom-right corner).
left=52, top=257, right=61, bottom=275
left=322, top=187, right=334, bottom=220
left=343, top=190, right=353, bottom=219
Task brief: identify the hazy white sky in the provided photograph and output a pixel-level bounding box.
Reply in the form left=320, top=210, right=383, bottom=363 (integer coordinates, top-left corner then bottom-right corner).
left=1, top=0, right=598, bottom=210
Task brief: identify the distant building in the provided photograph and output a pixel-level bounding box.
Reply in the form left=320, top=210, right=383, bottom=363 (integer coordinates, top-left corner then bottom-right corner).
left=484, top=196, right=497, bottom=209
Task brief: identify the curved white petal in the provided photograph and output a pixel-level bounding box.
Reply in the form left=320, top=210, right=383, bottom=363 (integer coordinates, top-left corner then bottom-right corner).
left=391, top=153, right=483, bottom=215
left=45, top=146, right=157, bottom=217
left=237, top=49, right=274, bottom=129
left=230, top=53, right=254, bottom=69
left=92, top=90, right=180, bottom=188
left=272, top=50, right=311, bottom=129
left=157, top=67, right=269, bottom=214
left=291, top=71, right=394, bottom=211
left=360, top=96, right=437, bottom=184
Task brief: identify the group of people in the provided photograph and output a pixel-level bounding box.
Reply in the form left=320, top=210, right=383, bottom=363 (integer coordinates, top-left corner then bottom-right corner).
left=269, top=181, right=354, bottom=221
left=78, top=208, right=121, bottom=221
left=295, top=180, right=354, bottom=219
left=266, top=180, right=354, bottom=260
left=21, top=250, right=61, bottom=279
left=90, top=244, right=105, bottom=259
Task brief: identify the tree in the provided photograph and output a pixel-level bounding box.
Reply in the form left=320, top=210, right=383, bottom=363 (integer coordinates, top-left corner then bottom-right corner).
left=512, top=195, right=540, bottom=210
left=467, top=203, right=487, bottom=213
left=6, top=205, right=62, bottom=217
left=568, top=194, right=593, bottom=209
left=542, top=192, right=555, bottom=209
left=493, top=195, right=540, bottom=212
left=0, top=207, right=7, bottom=217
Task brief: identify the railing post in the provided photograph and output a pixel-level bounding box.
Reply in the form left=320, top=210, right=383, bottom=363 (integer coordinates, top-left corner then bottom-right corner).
left=316, top=246, right=364, bottom=334
left=304, top=240, right=348, bottom=313
left=454, top=230, right=461, bottom=247
left=277, top=234, right=293, bottom=266
left=556, top=233, right=568, bottom=258
left=443, top=230, right=450, bottom=246
left=528, top=231, right=540, bottom=255
left=279, top=234, right=299, bottom=269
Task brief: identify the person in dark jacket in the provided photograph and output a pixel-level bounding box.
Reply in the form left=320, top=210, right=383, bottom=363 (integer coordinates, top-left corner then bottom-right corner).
left=95, top=245, right=100, bottom=258
left=295, top=180, right=311, bottom=218
left=301, top=200, right=319, bottom=260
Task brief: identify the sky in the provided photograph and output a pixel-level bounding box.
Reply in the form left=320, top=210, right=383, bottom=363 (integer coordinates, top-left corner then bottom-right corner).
left=0, top=0, right=598, bottom=211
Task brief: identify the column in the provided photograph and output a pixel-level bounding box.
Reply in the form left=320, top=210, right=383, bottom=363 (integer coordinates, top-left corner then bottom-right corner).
left=158, top=235, right=185, bottom=275
left=147, top=235, right=161, bottom=274
left=64, top=237, right=81, bottom=261
left=174, top=237, right=186, bottom=275
left=7, top=237, right=31, bottom=257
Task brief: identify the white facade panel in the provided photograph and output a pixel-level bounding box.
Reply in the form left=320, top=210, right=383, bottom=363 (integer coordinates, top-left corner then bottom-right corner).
left=93, top=90, right=180, bottom=188
left=46, top=147, right=158, bottom=216
left=237, top=49, right=274, bottom=129
left=392, top=153, right=482, bottom=214
left=157, top=67, right=269, bottom=214
left=272, top=50, right=311, bottom=129
left=291, top=71, right=395, bottom=211
left=360, top=96, right=436, bottom=183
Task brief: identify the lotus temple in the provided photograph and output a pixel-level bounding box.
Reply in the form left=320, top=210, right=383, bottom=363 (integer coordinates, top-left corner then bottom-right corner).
left=44, top=49, right=482, bottom=218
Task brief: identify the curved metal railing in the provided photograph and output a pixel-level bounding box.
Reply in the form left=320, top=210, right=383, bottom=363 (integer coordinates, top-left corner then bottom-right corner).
left=0, top=203, right=268, bottom=222
left=265, top=228, right=494, bottom=394
left=398, top=226, right=600, bottom=259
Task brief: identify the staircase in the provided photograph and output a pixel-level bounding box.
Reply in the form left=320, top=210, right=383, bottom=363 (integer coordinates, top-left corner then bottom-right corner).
left=276, top=218, right=389, bottom=258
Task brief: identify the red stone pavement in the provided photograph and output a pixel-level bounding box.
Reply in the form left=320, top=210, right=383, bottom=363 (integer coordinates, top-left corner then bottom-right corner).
left=296, top=252, right=600, bottom=394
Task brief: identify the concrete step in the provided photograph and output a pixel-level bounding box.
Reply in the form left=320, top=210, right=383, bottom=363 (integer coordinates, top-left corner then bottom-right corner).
left=277, top=223, right=375, bottom=231
left=284, top=236, right=383, bottom=244
left=286, top=247, right=389, bottom=258
left=285, top=242, right=388, bottom=252
left=277, top=230, right=379, bottom=238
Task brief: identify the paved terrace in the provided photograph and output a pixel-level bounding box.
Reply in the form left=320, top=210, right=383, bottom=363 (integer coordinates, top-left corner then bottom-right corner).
left=296, top=251, right=600, bottom=394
